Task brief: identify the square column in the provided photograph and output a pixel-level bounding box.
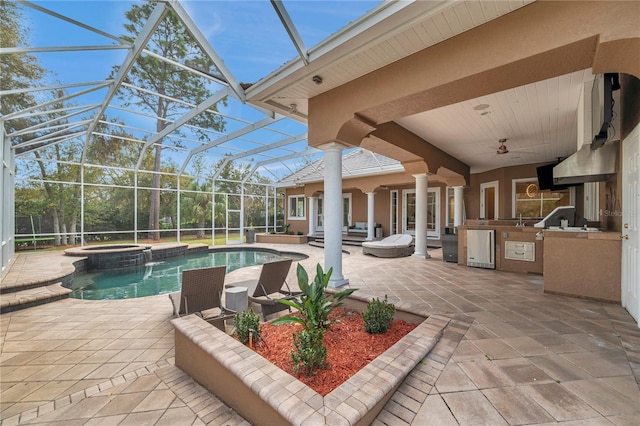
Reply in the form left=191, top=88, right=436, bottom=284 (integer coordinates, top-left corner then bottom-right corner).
left=366, top=192, right=375, bottom=241
left=412, top=173, right=430, bottom=259
left=321, top=142, right=348, bottom=287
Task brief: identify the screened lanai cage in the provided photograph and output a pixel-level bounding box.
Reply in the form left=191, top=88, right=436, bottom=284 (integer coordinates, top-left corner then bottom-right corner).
left=1, top=0, right=380, bottom=259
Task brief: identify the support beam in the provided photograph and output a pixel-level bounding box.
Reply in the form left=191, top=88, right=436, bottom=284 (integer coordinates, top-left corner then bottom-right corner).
left=168, top=0, right=246, bottom=101
left=270, top=0, right=308, bottom=65
left=83, top=2, right=168, bottom=160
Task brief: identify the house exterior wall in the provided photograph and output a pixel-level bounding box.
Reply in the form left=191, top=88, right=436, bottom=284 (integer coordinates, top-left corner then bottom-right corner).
left=466, top=162, right=584, bottom=221
left=286, top=179, right=449, bottom=240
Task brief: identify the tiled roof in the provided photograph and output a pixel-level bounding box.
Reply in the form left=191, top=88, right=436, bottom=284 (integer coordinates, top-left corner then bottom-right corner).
left=277, top=148, right=404, bottom=187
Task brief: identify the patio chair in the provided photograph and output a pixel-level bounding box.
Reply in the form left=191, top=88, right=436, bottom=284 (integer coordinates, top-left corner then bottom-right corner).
left=362, top=233, right=414, bottom=258
left=168, top=265, right=235, bottom=331
left=226, top=258, right=300, bottom=321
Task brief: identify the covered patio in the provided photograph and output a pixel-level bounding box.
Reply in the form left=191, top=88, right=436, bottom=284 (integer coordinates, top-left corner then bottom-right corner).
left=1, top=244, right=639, bottom=425
left=2, top=0, right=640, bottom=424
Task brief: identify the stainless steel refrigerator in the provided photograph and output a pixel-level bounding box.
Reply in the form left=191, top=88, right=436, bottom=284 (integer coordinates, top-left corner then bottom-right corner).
left=466, top=229, right=495, bottom=269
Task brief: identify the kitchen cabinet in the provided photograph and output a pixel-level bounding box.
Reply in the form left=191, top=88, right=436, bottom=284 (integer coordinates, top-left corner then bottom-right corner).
left=543, top=230, right=621, bottom=302
left=504, top=241, right=535, bottom=261
left=458, top=222, right=543, bottom=274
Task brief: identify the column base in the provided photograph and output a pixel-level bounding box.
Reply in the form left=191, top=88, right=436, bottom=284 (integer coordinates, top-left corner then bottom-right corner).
left=412, top=252, right=431, bottom=259
left=328, top=277, right=350, bottom=288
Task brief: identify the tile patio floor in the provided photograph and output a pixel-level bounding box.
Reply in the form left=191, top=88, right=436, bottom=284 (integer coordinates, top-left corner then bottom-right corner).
left=1, top=243, right=639, bottom=425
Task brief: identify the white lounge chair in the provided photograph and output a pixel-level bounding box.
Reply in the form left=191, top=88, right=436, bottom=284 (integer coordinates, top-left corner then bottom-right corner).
left=362, top=233, right=414, bottom=258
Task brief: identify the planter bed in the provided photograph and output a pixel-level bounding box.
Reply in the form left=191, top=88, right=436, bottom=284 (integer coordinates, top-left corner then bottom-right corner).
left=172, top=294, right=447, bottom=425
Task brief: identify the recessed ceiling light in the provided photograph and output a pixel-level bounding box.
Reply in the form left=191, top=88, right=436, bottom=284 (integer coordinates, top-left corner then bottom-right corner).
left=480, top=111, right=491, bottom=116
left=474, top=104, right=490, bottom=111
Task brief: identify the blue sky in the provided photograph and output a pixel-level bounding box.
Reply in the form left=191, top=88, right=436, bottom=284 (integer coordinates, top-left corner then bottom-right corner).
left=24, top=1, right=380, bottom=85
left=14, top=1, right=380, bottom=177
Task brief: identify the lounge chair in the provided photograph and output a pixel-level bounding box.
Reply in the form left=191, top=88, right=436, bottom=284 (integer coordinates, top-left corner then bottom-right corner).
left=226, top=259, right=300, bottom=321
left=362, top=233, right=414, bottom=258
left=168, top=265, right=235, bottom=331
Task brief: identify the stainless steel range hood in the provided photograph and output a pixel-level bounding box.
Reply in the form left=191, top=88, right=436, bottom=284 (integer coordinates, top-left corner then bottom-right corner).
left=553, top=141, right=619, bottom=185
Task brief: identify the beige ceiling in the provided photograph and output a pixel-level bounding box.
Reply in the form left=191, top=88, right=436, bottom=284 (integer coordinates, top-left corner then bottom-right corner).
left=396, top=69, right=597, bottom=173
left=247, top=0, right=605, bottom=174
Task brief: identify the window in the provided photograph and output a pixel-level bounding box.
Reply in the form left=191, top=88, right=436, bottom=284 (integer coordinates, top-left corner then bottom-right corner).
left=402, top=188, right=440, bottom=238
left=512, top=179, right=572, bottom=218
left=446, top=187, right=455, bottom=227
left=427, top=187, right=440, bottom=238
left=390, top=190, right=399, bottom=234
left=288, top=195, right=306, bottom=220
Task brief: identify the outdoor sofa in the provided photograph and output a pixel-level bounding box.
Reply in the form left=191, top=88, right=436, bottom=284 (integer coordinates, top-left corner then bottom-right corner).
left=362, top=233, right=414, bottom=258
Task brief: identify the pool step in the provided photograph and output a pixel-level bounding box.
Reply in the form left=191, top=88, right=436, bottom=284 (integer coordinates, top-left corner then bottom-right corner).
left=0, top=282, right=72, bottom=313
left=309, top=235, right=366, bottom=247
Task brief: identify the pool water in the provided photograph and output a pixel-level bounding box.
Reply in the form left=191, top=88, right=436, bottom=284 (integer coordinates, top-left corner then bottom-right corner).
left=69, top=250, right=302, bottom=300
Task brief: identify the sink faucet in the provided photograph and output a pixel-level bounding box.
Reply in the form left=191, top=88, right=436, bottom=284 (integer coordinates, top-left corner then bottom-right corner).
left=516, top=214, right=525, bottom=227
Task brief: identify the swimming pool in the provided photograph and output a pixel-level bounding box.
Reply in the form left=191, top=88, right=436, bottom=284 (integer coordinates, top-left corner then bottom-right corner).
left=69, top=249, right=306, bottom=300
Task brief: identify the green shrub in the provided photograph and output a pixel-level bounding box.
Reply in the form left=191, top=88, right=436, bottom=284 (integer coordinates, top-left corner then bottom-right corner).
left=272, top=263, right=358, bottom=375
left=291, top=328, right=327, bottom=376
left=362, top=295, right=395, bottom=334
left=273, top=263, right=358, bottom=330
left=234, top=309, right=261, bottom=345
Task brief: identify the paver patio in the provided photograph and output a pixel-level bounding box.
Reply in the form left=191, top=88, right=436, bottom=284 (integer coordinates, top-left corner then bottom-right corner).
left=1, top=243, right=639, bottom=425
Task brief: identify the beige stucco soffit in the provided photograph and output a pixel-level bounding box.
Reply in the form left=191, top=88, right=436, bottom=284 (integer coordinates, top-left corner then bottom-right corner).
left=435, top=167, right=467, bottom=187
left=341, top=172, right=415, bottom=194
left=593, top=38, right=640, bottom=79
left=360, top=135, right=421, bottom=163
left=402, top=160, right=429, bottom=176
left=372, top=122, right=470, bottom=181
left=336, top=114, right=377, bottom=146
left=303, top=182, right=323, bottom=197
left=308, top=113, right=376, bottom=149
left=309, top=0, right=639, bottom=132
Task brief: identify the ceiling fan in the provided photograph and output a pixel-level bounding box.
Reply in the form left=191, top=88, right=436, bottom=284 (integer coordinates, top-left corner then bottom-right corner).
left=496, top=138, right=509, bottom=154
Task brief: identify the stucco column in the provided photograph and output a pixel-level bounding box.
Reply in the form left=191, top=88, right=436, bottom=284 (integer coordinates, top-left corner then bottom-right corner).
left=453, top=186, right=464, bottom=228
left=366, top=192, right=375, bottom=241
left=412, top=173, right=430, bottom=259
left=321, top=142, right=348, bottom=287
left=308, top=196, right=317, bottom=236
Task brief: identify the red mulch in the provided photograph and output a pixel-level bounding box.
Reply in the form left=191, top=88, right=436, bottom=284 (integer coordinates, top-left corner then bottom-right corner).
left=243, top=308, right=417, bottom=396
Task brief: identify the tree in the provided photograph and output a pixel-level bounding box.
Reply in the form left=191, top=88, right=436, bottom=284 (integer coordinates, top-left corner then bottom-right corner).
left=180, top=155, right=212, bottom=238
left=0, top=1, right=46, bottom=137
left=210, top=157, right=274, bottom=232
left=114, top=3, right=226, bottom=240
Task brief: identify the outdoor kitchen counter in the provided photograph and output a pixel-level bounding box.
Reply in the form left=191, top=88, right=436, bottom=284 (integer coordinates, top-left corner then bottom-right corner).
left=542, top=230, right=621, bottom=302
left=458, top=224, right=544, bottom=274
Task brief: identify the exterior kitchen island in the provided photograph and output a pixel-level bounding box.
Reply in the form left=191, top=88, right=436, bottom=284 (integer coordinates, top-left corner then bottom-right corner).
left=457, top=221, right=621, bottom=303
left=542, top=229, right=621, bottom=303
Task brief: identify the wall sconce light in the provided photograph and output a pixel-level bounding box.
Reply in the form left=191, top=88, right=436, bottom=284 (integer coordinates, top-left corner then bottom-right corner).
left=312, top=75, right=323, bottom=85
